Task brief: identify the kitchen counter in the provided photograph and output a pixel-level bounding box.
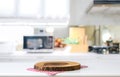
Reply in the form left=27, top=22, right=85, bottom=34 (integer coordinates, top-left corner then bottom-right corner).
left=0, top=52, right=120, bottom=77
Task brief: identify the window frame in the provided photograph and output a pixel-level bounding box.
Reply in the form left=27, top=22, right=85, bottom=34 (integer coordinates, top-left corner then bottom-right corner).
left=0, top=0, right=70, bottom=24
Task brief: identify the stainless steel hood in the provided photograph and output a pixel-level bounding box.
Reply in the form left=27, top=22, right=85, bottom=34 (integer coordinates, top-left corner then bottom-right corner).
left=86, top=0, right=120, bottom=14
left=94, top=0, right=120, bottom=4
left=93, top=0, right=120, bottom=7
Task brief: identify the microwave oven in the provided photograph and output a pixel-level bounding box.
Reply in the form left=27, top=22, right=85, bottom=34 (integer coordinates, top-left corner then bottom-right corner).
left=23, top=35, right=54, bottom=53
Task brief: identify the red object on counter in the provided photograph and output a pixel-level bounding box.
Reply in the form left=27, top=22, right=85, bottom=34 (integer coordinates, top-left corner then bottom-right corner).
left=27, top=65, right=88, bottom=76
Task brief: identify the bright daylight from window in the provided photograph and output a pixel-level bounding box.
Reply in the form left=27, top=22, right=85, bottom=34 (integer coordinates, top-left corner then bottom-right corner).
left=0, top=0, right=69, bottom=22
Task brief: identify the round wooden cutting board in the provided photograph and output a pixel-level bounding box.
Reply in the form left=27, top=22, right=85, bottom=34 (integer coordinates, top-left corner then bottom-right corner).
left=34, top=61, right=81, bottom=71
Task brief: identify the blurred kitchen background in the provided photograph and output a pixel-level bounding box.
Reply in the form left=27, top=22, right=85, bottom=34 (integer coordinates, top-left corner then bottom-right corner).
left=0, top=0, right=120, bottom=54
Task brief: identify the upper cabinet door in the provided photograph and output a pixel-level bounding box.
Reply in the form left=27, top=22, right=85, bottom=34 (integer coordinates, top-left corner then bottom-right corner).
left=0, top=0, right=15, bottom=17
left=94, top=0, right=120, bottom=4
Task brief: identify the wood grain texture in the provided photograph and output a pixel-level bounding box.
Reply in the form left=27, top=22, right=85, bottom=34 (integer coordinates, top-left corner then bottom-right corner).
left=34, top=61, right=81, bottom=71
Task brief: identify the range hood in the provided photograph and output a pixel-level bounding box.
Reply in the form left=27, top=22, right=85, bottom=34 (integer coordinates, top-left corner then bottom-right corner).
left=94, top=0, right=120, bottom=4
left=86, top=0, right=120, bottom=13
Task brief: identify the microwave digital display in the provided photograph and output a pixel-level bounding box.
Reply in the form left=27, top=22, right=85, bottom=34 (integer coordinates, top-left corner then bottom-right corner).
left=23, top=36, right=54, bottom=50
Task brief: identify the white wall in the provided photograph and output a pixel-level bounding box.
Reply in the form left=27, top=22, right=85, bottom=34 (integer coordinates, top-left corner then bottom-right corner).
left=69, top=0, right=93, bottom=25
left=69, top=0, right=120, bottom=26
left=53, top=26, right=69, bottom=38
left=34, top=26, right=69, bottom=38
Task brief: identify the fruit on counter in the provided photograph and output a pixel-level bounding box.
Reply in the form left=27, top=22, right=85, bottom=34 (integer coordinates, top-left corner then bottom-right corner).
left=54, top=38, right=66, bottom=48
left=59, top=44, right=66, bottom=48
left=54, top=42, right=59, bottom=47
left=55, top=38, right=62, bottom=43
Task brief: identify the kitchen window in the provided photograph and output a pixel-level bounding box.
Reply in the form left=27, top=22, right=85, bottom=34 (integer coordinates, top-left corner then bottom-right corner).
left=0, top=0, right=15, bottom=17
left=0, top=0, right=69, bottom=23
left=18, top=0, right=41, bottom=17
